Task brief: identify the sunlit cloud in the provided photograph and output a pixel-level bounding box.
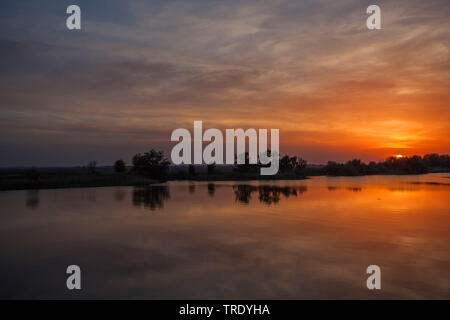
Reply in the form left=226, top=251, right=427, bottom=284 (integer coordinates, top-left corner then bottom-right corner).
left=0, top=0, right=448, bottom=165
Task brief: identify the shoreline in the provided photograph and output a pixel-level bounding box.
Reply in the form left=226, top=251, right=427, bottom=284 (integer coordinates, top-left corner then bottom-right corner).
left=1, top=171, right=449, bottom=191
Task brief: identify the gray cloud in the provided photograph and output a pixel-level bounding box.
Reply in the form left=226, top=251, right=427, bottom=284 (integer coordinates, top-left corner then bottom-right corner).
left=0, top=0, right=449, bottom=165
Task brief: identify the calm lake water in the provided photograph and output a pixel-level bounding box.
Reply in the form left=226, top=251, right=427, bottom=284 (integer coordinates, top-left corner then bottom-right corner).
left=0, top=174, right=449, bottom=299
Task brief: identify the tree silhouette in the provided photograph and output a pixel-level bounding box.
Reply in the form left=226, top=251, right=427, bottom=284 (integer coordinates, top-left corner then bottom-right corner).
left=87, top=160, right=97, bottom=174
left=114, top=159, right=126, bottom=173
left=279, top=155, right=307, bottom=174
left=188, top=164, right=196, bottom=176
left=132, top=150, right=170, bottom=180
left=207, top=162, right=216, bottom=174
left=321, top=154, right=449, bottom=176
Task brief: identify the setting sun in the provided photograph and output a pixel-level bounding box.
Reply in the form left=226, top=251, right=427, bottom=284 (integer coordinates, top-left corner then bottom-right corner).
left=395, top=154, right=404, bottom=158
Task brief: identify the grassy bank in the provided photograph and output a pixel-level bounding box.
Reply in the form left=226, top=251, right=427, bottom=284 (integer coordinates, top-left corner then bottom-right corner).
left=1, top=165, right=448, bottom=191
left=0, top=172, right=158, bottom=191
left=0, top=167, right=307, bottom=191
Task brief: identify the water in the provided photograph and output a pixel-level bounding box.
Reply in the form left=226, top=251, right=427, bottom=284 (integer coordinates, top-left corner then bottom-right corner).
left=0, top=173, right=449, bottom=299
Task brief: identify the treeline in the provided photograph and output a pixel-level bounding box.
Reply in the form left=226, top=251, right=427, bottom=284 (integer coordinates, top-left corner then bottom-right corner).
left=129, top=151, right=450, bottom=179
left=323, top=153, right=450, bottom=176
left=233, top=152, right=307, bottom=175
left=16, top=151, right=447, bottom=186
left=129, top=150, right=308, bottom=180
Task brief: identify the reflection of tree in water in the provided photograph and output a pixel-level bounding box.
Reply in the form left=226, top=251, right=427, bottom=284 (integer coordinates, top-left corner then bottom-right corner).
left=387, top=187, right=420, bottom=192
left=207, top=183, right=216, bottom=197
left=346, top=187, right=362, bottom=192
left=25, top=190, right=40, bottom=209
left=258, top=186, right=282, bottom=205
left=133, top=186, right=170, bottom=210
left=188, top=184, right=196, bottom=194
left=233, top=185, right=307, bottom=205
left=327, top=186, right=363, bottom=192
left=233, top=185, right=257, bottom=204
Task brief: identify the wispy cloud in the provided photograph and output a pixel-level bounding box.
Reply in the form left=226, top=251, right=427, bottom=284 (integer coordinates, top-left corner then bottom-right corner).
left=0, top=0, right=449, bottom=165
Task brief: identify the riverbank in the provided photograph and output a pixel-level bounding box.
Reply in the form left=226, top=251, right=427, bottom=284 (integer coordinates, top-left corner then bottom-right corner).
left=0, top=170, right=308, bottom=191
left=0, top=173, right=158, bottom=191
left=1, top=166, right=449, bottom=191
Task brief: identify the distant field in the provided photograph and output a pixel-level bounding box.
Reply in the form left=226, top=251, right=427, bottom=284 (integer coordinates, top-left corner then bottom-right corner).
left=0, top=168, right=157, bottom=191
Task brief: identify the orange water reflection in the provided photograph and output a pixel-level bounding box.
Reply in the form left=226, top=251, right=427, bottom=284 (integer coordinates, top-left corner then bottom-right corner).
left=0, top=174, right=448, bottom=298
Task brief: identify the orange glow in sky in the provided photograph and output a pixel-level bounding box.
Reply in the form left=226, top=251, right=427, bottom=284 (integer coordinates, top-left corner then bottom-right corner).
left=0, top=1, right=449, bottom=166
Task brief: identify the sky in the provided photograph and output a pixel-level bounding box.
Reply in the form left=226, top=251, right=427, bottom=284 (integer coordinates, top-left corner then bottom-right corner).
left=0, top=0, right=449, bottom=166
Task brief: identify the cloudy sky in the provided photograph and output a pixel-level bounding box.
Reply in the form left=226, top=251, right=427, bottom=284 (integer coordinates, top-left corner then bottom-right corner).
left=0, top=0, right=449, bottom=166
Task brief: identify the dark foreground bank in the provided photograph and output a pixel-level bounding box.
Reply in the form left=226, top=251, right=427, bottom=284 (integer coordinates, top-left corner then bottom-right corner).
left=0, top=166, right=308, bottom=191
left=1, top=164, right=450, bottom=191
left=3, top=152, right=448, bottom=191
